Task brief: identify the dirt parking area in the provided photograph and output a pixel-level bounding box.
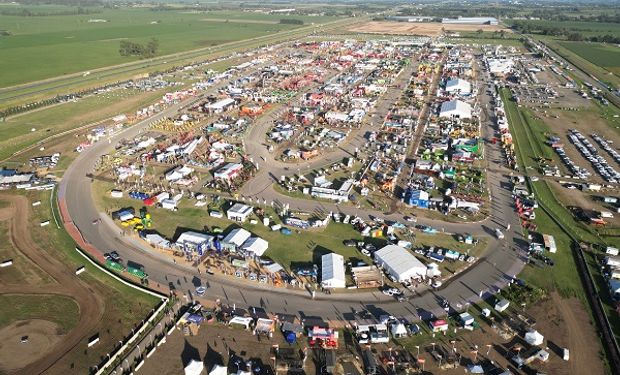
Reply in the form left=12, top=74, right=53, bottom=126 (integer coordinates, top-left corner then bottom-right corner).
left=0, top=320, right=64, bottom=374
left=139, top=323, right=316, bottom=375
left=347, top=21, right=509, bottom=36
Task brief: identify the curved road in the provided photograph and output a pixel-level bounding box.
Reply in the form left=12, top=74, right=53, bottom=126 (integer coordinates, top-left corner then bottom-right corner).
left=60, top=53, right=526, bottom=323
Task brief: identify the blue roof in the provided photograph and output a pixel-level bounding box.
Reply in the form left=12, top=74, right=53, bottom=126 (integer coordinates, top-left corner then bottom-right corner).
left=0, top=169, right=17, bottom=177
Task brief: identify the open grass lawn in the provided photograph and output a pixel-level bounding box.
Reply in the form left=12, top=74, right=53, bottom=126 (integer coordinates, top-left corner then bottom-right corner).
left=518, top=205, right=585, bottom=298
left=0, top=294, right=80, bottom=334
left=558, top=41, right=620, bottom=73
left=0, top=220, right=53, bottom=286
left=94, top=181, right=483, bottom=272
left=445, top=37, right=524, bottom=47
left=0, top=6, right=337, bottom=87
left=0, top=88, right=164, bottom=161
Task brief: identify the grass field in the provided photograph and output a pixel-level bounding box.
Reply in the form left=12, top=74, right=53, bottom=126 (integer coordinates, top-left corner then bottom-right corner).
left=0, top=294, right=80, bottom=334
left=0, top=88, right=165, bottom=161
left=0, top=221, right=52, bottom=285
left=0, top=6, right=337, bottom=87
left=558, top=41, right=620, bottom=75
left=505, top=20, right=620, bottom=38
left=539, top=37, right=620, bottom=89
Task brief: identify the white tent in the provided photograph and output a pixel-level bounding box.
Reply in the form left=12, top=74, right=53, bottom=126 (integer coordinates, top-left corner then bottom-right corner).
left=390, top=322, right=408, bottom=338
left=525, top=330, right=544, bottom=346
left=185, top=360, right=205, bottom=375
left=321, top=253, right=346, bottom=288
left=374, top=245, right=426, bottom=282
left=223, top=228, right=251, bottom=247
left=439, top=99, right=472, bottom=119
left=229, top=316, right=253, bottom=330
left=242, top=237, right=269, bottom=257
left=209, top=365, right=227, bottom=375
left=445, top=78, right=471, bottom=95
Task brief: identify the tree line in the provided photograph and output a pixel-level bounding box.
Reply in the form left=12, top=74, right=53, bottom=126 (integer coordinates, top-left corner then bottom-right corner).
left=0, top=6, right=101, bottom=17
left=512, top=21, right=620, bottom=44
left=279, top=19, right=304, bottom=25
left=119, top=38, right=159, bottom=59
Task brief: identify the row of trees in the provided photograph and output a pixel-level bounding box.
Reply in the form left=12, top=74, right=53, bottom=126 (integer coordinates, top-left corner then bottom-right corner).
left=0, top=6, right=100, bottom=16
left=279, top=19, right=304, bottom=25
left=523, top=12, right=620, bottom=24
left=119, top=38, right=159, bottom=59
left=567, top=32, right=620, bottom=44
left=512, top=21, right=620, bottom=44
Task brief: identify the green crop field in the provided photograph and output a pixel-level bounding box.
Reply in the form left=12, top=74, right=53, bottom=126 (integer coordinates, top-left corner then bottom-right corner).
left=505, top=19, right=620, bottom=38
left=0, top=6, right=338, bottom=87
left=558, top=41, right=620, bottom=75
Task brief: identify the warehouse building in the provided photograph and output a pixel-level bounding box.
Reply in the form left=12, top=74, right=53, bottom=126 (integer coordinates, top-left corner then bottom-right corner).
left=439, top=99, right=472, bottom=119
left=445, top=78, right=472, bottom=96
left=374, top=245, right=426, bottom=282
left=442, top=16, right=499, bottom=25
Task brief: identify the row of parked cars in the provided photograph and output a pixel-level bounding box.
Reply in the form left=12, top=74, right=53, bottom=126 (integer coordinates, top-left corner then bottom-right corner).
left=568, top=129, right=620, bottom=183
left=592, top=133, right=620, bottom=168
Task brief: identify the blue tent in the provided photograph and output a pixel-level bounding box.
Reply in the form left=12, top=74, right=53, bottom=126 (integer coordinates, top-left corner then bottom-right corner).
left=404, top=189, right=429, bottom=209
left=213, top=239, right=222, bottom=253
left=285, top=331, right=297, bottom=344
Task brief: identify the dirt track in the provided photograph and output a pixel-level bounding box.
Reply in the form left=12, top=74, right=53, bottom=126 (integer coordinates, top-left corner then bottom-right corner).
left=0, top=194, right=104, bottom=375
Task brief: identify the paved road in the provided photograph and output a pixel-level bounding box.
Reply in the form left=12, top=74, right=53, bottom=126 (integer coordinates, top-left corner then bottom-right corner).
left=60, top=50, right=527, bottom=322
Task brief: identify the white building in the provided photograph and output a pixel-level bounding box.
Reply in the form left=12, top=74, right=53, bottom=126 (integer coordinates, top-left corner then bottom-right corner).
left=214, top=162, right=243, bottom=182
left=205, top=97, right=236, bottom=113
left=445, top=78, right=471, bottom=96
left=176, top=231, right=214, bottom=250
left=227, top=203, right=253, bottom=222
left=321, top=253, right=346, bottom=289
left=223, top=228, right=252, bottom=247
left=242, top=237, right=269, bottom=257
left=439, top=99, right=472, bottom=119
left=487, top=58, right=514, bottom=76
left=310, top=179, right=354, bottom=203
left=442, top=16, right=498, bottom=25
left=374, top=245, right=426, bottom=282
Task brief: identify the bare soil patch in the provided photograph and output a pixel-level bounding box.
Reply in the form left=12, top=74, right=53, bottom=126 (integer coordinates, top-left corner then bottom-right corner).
left=0, top=194, right=104, bottom=374
left=347, top=21, right=509, bottom=36
left=0, top=320, right=64, bottom=374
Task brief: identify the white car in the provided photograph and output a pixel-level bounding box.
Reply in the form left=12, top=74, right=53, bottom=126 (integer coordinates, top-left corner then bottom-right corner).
left=432, top=280, right=443, bottom=288
left=404, top=216, right=417, bottom=223
left=209, top=211, right=223, bottom=218
left=195, top=286, right=207, bottom=296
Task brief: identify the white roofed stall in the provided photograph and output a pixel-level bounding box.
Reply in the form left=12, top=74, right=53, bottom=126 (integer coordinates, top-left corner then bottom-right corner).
left=374, top=245, right=426, bottom=282
left=242, top=237, right=269, bottom=257
left=321, top=253, right=346, bottom=289
left=439, top=99, right=472, bottom=119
